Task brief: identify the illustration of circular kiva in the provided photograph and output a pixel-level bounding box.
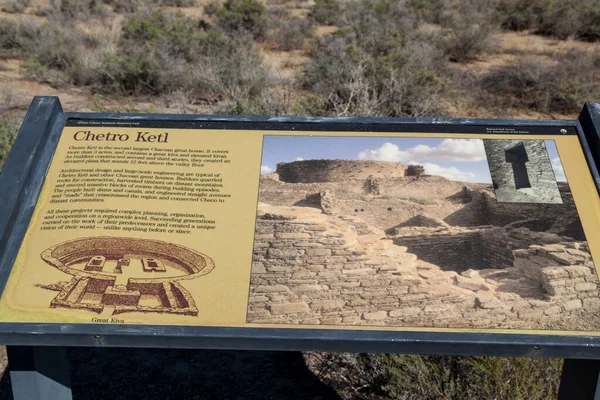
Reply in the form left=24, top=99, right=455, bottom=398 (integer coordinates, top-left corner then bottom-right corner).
left=38, top=237, right=215, bottom=316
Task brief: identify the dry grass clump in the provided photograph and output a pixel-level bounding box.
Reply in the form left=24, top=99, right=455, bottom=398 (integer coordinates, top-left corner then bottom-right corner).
left=480, top=50, right=600, bottom=113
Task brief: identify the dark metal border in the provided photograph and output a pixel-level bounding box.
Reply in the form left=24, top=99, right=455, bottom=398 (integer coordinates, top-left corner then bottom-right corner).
left=1, top=96, right=600, bottom=358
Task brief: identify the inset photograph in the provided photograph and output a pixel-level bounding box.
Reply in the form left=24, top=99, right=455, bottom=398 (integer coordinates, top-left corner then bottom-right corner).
left=483, top=139, right=562, bottom=204
left=248, top=136, right=598, bottom=331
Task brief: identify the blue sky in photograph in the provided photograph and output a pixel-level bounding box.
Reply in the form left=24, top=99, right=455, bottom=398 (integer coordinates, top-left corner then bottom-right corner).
left=260, top=136, right=566, bottom=184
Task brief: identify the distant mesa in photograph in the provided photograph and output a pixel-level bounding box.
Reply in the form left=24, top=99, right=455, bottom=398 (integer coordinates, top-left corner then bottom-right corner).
left=248, top=137, right=598, bottom=331
left=38, top=237, right=215, bottom=316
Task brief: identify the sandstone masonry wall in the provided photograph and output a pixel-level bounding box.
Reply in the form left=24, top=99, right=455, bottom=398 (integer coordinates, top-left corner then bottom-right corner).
left=248, top=205, right=600, bottom=330
left=276, top=160, right=408, bottom=183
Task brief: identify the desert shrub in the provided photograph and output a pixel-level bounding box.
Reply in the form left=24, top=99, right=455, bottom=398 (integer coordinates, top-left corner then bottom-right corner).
left=407, top=0, right=455, bottom=26
left=293, top=95, right=328, bottom=116
left=406, top=164, right=425, bottom=176
left=377, top=354, right=561, bottom=400
left=535, top=0, right=600, bottom=41
left=495, top=0, right=600, bottom=41
left=105, top=10, right=272, bottom=99
left=272, top=16, right=314, bottom=51
left=203, top=0, right=219, bottom=16
left=309, top=0, right=343, bottom=26
left=0, top=116, right=19, bottom=171
left=223, top=89, right=292, bottom=115
left=307, top=352, right=562, bottom=400
left=480, top=51, right=600, bottom=113
left=496, top=0, right=542, bottom=30
left=443, top=22, right=498, bottom=62
left=214, top=0, right=268, bottom=40
left=16, top=21, right=102, bottom=86
left=154, top=0, right=196, bottom=6
left=1, top=0, right=31, bottom=13
left=0, top=19, right=19, bottom=50
left=44, top=0, right=105, bottom=21
left=103, top=0, right=141, bottom=12
left=303, top=0, right=446, bottom=117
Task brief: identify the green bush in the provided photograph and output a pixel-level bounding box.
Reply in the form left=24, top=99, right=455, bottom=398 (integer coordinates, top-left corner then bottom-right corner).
left=535, top=0, right=600, bottom=41
left=45, top=0, right=105, bottom=21
left=303, top=0, right=446, bottom=117
left=443, top=22, right=498, bottom=62
left=496, top=0, right=543, bottom=30
left=155, top=0, right=196, bottom=5
left=272, top=16, right=314, bottom=51
left=215, top=0, right=268, bottom=40
left=496, top=0, right=600, bottom=41
left=0, top=18, right=19, bottom=50
left=105, top=10, right=272, bottom=100
left=480, top=50, right=600, bottom=113
left=306, top=352, right=562, bottom=400
left=377, top=354, right=562, bottom=400
left=102, top=0, right=141, bottom=12
left=309, top=0, right=343, bottom=26
left=293, top=96, right=329, bottom=116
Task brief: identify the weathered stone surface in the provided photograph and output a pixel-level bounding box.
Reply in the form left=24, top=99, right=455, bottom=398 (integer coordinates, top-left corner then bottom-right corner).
left=564, top=299, right=583, bottom=311
left=575, top=282, right=597, bottom=292
left=310, top=300, right=346, bottom=311
left=389, top=308, right=421, bottom=317
left=363, top=311, right=388, bottom=320
left=549, top=252, right=584, bottom=265
left=270, top=302, right=310, bottom=315
left=254, top=285, right=290, bottom=293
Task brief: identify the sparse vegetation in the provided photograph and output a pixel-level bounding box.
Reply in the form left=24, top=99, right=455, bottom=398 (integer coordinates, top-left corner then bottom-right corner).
left=271, top=16, right=314, bottom=51
left=214, top=0, right=268, bottom=40
left=442, top=21, right=498, bottom=62
left=303, top=0, right=447, bottom=117
left=480, top=51, right=600, bottom=113
left=309, top=0, right=343, bottom=26
left=496, top=0, right=600, bottom=42
left=307, top=352, right=562, bottom=400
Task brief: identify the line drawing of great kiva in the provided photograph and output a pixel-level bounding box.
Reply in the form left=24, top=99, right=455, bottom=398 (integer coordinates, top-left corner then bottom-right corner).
left=38, top=237, right=215, bottom=316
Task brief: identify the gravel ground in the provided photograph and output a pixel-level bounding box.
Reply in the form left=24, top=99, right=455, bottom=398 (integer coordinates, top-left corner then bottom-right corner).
left=0, top=347, right=340, bottom=399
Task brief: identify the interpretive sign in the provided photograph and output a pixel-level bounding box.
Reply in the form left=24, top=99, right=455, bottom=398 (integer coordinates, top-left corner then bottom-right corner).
left=0, top=98, right=599, bottom=341
left=2, top=97, right=600, bottom=399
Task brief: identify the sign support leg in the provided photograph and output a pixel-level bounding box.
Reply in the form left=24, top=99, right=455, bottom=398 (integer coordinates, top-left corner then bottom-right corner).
left=7, top=346, right=72, bottom=400
left=558, top=358, right=600, bottom=400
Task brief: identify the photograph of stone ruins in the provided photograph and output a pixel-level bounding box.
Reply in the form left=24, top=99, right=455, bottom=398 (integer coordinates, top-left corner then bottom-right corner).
left=247, top=136, right=600, bottom=331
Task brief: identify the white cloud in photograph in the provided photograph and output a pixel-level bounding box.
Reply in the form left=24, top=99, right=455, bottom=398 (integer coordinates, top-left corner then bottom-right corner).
left=260, top=165, right=273, bottom=175
left=551, top=157, right=567, bottom=182
left=295, top=157, right=304, bottom=161
left=416, top=162, right=478, bottom=182
left=358, top=139, right=486, bottom=163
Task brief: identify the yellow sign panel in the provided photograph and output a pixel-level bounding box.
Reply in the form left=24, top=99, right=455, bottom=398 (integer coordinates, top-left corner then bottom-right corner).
left=1, top=125, right=599, bottom=335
